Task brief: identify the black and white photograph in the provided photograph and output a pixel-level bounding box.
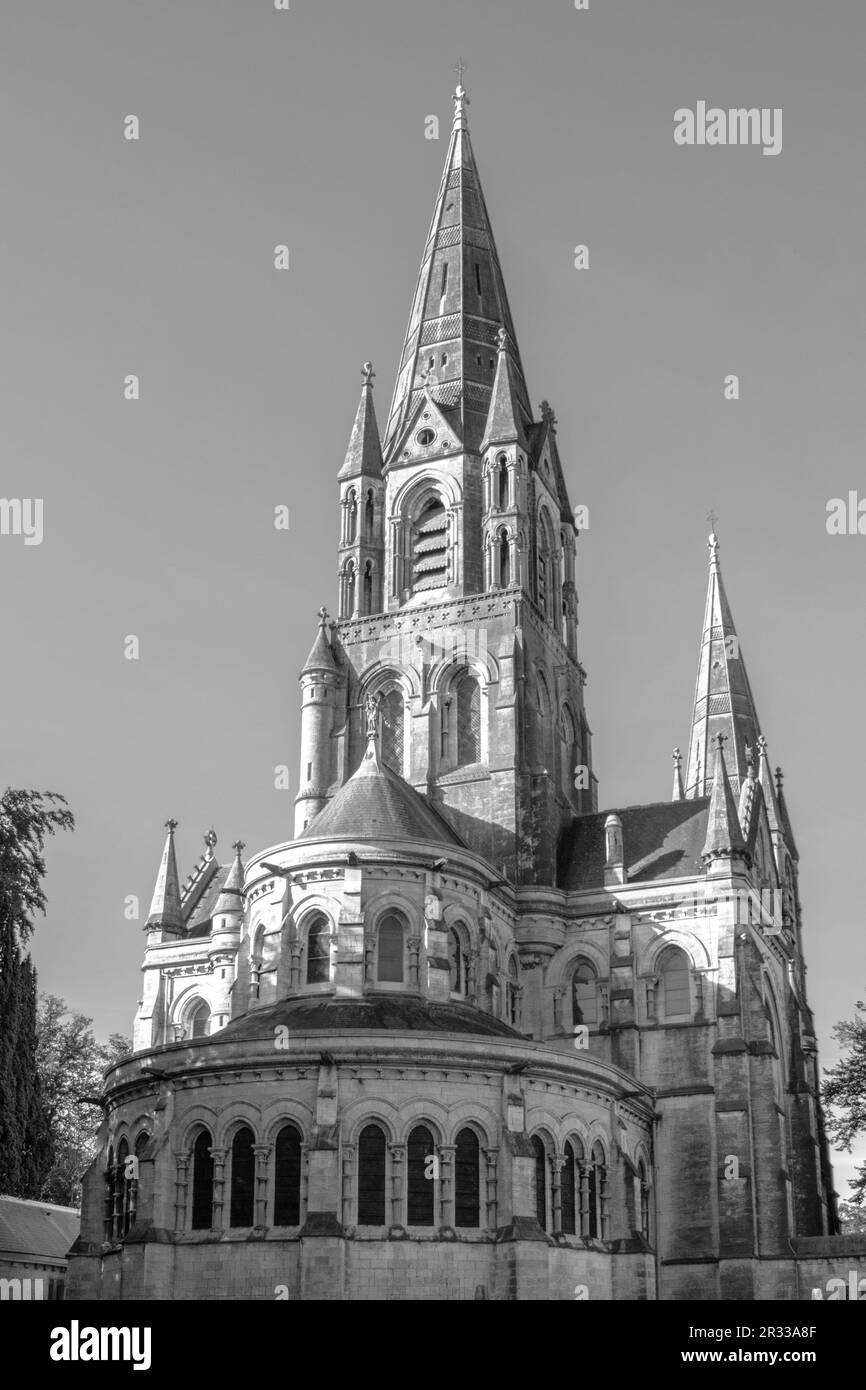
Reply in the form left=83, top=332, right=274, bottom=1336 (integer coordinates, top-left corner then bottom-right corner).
left=0, top=0, right=864, bottom=1353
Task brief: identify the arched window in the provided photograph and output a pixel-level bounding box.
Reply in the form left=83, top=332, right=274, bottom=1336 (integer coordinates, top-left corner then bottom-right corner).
left=486, top=940, right=501, bottom=1017
left=561, top=704, right=577, bottom=797
left=659, top=947, right=691, bottom=1018
left=537, top=513, right=554, bottom=621
left=412, top=495, right=449, bottom=593
left=449, top=926, right=468, bottom=995
left=562, top=1139, right=581, bottom=1236
left=365, top=489, right=374, bottom=540
left=455, top=670, right=481, bottom=766
left=377, top=913, right=404, bottom=983
left=306, top=914, right=331, bottom=985
left=638, top=1157, right=650, bottom=1241
left=124, top=1131, right=149, bottom=1233
left=357, top=1124, right=387, bottom=1225
left=229, top=1126, right=255, bottom=1227
left=588, top=1141, right=606, bottom=1239
left=507, top=957, right=520, bottom=1027
left=531, top=1135, right=548, bottom=1230
left=363, top=560, right=374, bottom=615
left=189, top=1000, right=210, bottom=1039
left=572, top=960, right=598, bottom=1027
left=116, top=1138, right=130, bottom=1238
left=407, top=1125, right=436, bottom=1226
left=104, top=1145, right=115, bottom=1241
left=274, top=1124, right=302, bottom=1226
left=497, top=455, right=509, bottom=510
left=346, top=487, right=357, bottom=543
left=497, top=527, right=510, bottom=587
left=191, top=1129, right=214, bottom=1230
left=454, top=1128, right=481, bottom=1227
left=380, top=688, right=404, bottom=774
left=536, top=671, right=550, bottom=766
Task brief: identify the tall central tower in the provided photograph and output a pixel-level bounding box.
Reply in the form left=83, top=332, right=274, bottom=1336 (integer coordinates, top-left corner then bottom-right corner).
left=294, top=85, right=596, bottom=884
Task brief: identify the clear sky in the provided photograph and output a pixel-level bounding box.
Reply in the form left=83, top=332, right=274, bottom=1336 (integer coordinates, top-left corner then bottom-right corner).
left=1, top=0, right=863, bottom=1196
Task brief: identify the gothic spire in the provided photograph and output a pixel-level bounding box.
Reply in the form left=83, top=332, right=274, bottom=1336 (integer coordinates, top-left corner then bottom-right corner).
left=339, top=362, right=383, bottom=481
left=145, top=818, right=184, bottom=932
left=213, top=840, right=245, bottom=917
left=685, top=532, right=761, bottom=799
left=480, top=326, right=528, bottom=451
left=702, top=734, right=749, bottom=863
left=382, top=83, right=532, bottom=460
left=301, top=607, right=338, bottom=675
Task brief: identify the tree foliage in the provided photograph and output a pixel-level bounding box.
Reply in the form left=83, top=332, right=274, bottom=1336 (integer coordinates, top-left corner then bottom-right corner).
left=0, top=789, right=74, bottom=1197
left=822, top=994, right=866, bottom=1205
left=36, top=994, right=131, bottom=1207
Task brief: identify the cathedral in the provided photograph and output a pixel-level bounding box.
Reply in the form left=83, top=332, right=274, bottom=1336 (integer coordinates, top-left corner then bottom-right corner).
left=68, top=84, right=854, bottom=1301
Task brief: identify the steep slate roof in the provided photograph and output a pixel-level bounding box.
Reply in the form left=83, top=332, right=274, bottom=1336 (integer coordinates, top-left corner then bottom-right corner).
left=339, top=364, right=383, bottom=482
left=185, top=860, right=237, bottom=938
left=145, top=820, right=183, bottom=931
left=382, top=85, right=532, bottom=460
left=300, top=737, right=466, bottom=847
left=221, top=994, right=522, bottom=1042
left=0, top=1197, right=79, bottom=1263
left=558, top=799, right=711, bottom=890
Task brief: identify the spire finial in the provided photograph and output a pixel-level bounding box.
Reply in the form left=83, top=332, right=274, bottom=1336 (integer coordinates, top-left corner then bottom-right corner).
left=453, top=63, right=470, bottom=129
left=165, top=817, right=178, bottom=835
left=232, top=839, right=245, bottom=858
left=775, top=765, right=784, bottom=792
left=317, top=605, right=329, bottom=628
left=671, top=747, right=685, bottom=803
left=361, top=362, right=375, bottom=387
left=204, top=828, right=217, bottom=858
left=673, top=747, right=682, bottom=768
left=496, top=326, right=508, bottom=352
left=707, top=515, right=720, bottom=571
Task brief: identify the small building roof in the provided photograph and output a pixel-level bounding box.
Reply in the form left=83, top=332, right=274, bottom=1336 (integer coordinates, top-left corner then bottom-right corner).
left=0, top=1196, right=80, bottom=1263
left=558, top=798, right=711, bottom=889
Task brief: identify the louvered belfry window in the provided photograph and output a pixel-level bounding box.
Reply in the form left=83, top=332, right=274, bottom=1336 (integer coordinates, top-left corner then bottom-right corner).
left=380, top=688, right=404, bottom=773
left=456, top=671, right=481, bottom=766
left=412, top=497, right=449, bottom=592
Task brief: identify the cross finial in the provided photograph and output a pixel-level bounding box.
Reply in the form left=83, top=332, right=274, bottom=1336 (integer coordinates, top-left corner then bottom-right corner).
left=165, top=817, right=178, bottom=835
left=362, top=362, right=375, bottom=387
left=496, top=326, right=508, bottom=352
left=317, top=605, right=329, bottom=627
left=455, top=56, right=467, bottom=85
left=204, top=828, right=217, bottom=856
left=672, top=747, right=682, bottom=767
left=232, top=839, right=245, bottom=858
left=707, top=508, right=719, bottom=534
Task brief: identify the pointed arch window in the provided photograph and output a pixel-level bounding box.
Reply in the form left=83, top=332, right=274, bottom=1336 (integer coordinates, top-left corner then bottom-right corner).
left=448, top=925, right=468, bottom=995
left=407, top=1125, right=436, bottom=1226
left=363, top=560, right=374, bottom=615
left=189, top=1000, right=210, bottom=1039
left=116, top=1138, right=129, bottom=1239
left=562, top=1138, right=581, bottom=1236
left=364, top=489, right=374, bottom=540
left=638, top=1157, right=650, bottom=1240
left=357, top=1123, right=387, bottom=1225
left=305, top=914, right=331, bottom=985
left=191, top=1129, right=214, bottom=1231
left=380, top=688, right=404, bottom=774
left=507, top=956, right=520, bottom=1027
left=342, top=560, right=356, bottom=619
left=455, top=670, right=481, bottom=766
left=659, top=946, right=691, bottom=1019
left=274, top=1124, right=302, bottom=1226
left=588, top=1141, right=607, bottom=1239
left=377, top=913, right=405, bottom=983
left=572, top=960, right=598, bottom=1027
left=561, top=703, right=577, bottom=797
left=411, top=496, right=449, bottom=593
left=454, top=1128, right=481, bottom=1228
left=531, top=1134, right=548, bottom=1230
left=346, top=488, right=358, bottom=544
left=497, top=527, right=510, bottom=587
left=497, top=454, right=509, bottom=510
left=229, top=1126, right=255, bottom=1227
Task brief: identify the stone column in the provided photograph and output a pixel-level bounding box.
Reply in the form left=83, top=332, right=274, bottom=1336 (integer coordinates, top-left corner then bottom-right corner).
left=112, top=1163, right=123, bottom=1240
left=253, top=1144, right=271, bottom=1228
left=484, top=1148, right=499, bottom=1230
left=579, top=1163, right=591, bottom=1237
left=388, top=1143, right=405, bottom=1231
left=467, top=949, right=479, bottom=1006
left=439, top=1145, right=456, bottom=1228
left=552, top=986, right=565, bottom=1033
left=599, top=1164, right=610, bottom=1239
left=407, top=936, right=421, bottom=991
left=289, top=942, right=302, bottom=992
left=341, top=1145, right=356, bottom=1228
left=551, top=1155, right=565, bottom=1236
left=210, top=1148, right=227, bottom=1231
left=363, top=932, right=376, bottom=985
left=173, top=1155, right=189, bottom=1232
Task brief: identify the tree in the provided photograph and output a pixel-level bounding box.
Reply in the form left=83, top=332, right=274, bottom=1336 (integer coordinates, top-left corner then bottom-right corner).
left=822, top=993, right=866, bottom=1205
left=837, top=1199, right=866, bottom=1235
left=36, top=994, right=132, bottom=1207
left=0, top=789, right=73, bottom=1197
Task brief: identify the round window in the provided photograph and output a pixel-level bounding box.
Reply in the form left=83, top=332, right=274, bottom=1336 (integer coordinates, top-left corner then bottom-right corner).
left=416, top=428, right=436, bottom=447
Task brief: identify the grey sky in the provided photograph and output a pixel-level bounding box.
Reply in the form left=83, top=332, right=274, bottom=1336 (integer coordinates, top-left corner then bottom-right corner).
left=1, top=0, right=863, bottom=1193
